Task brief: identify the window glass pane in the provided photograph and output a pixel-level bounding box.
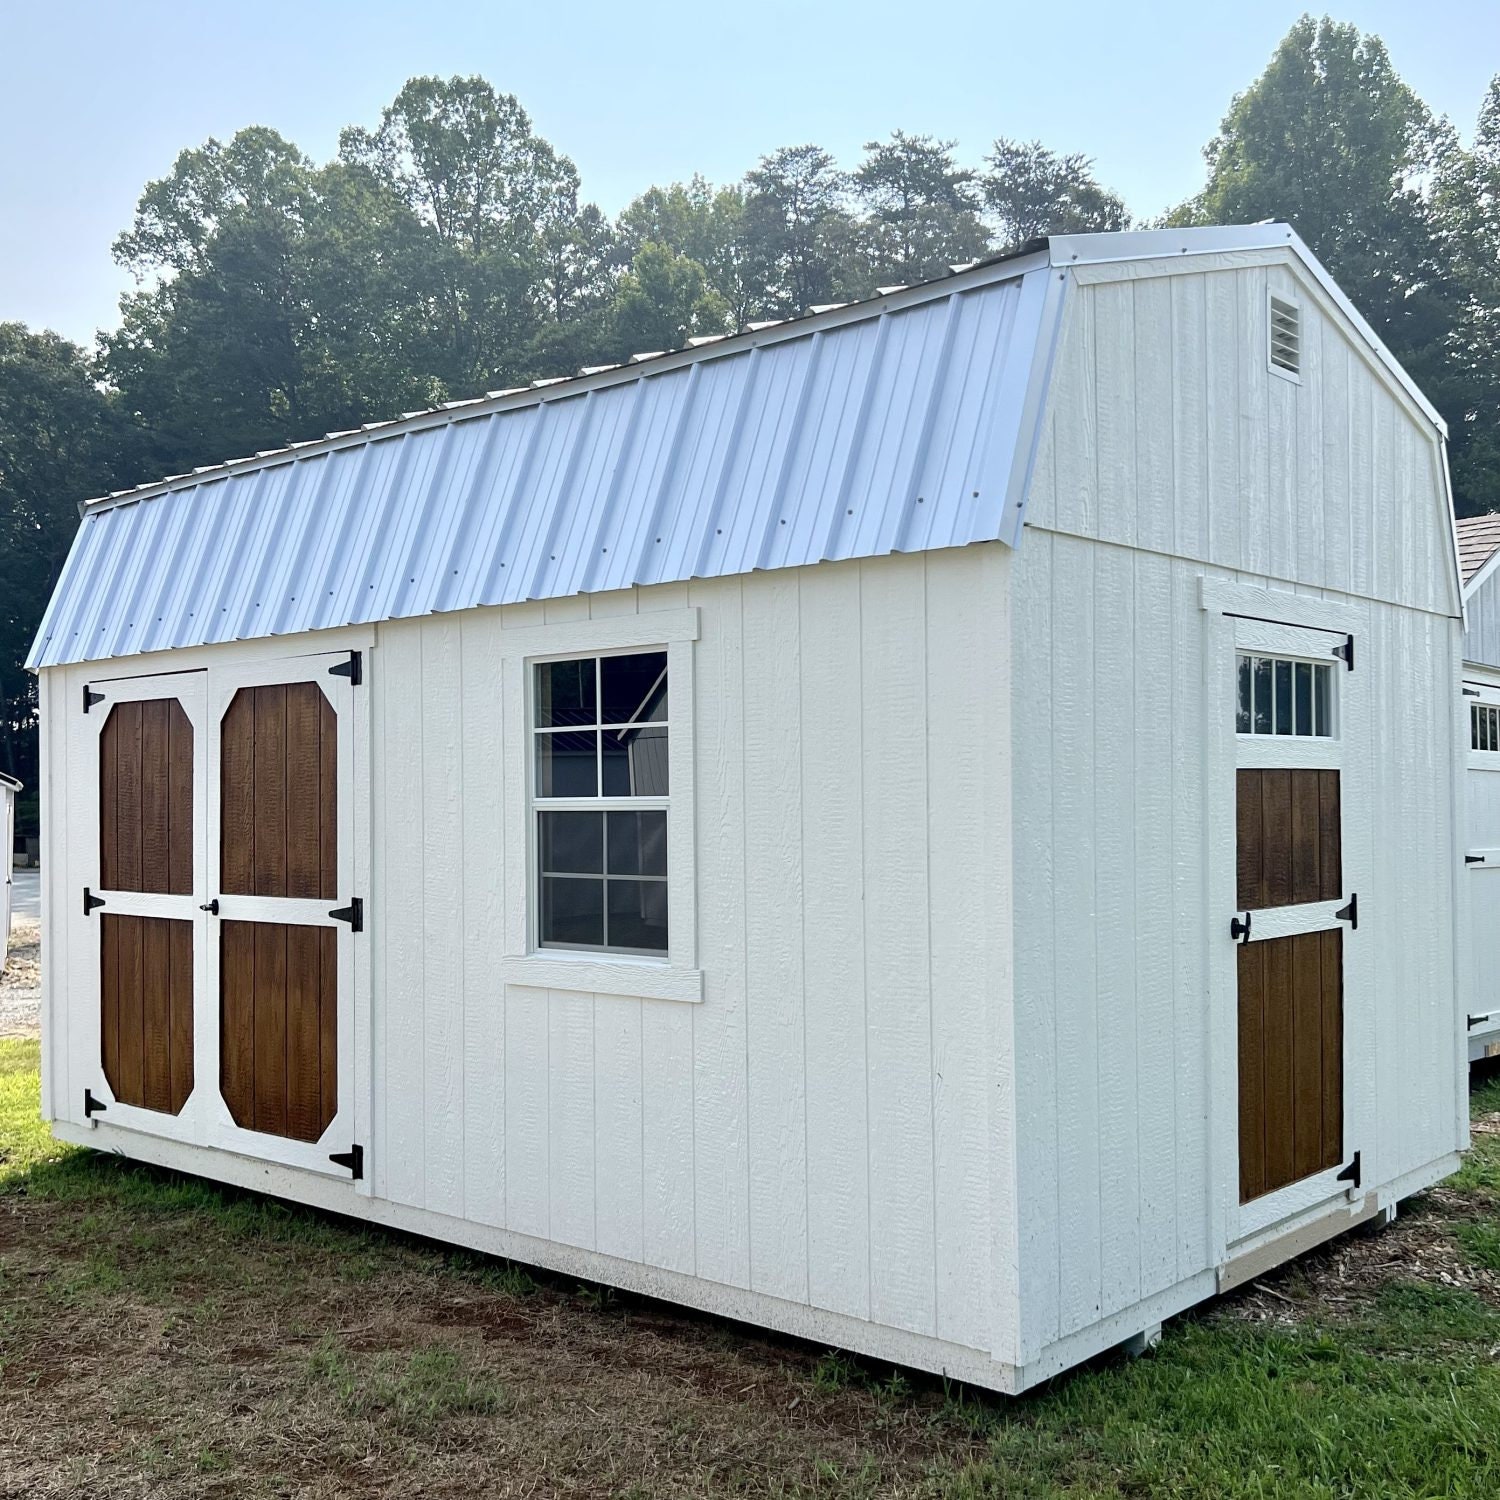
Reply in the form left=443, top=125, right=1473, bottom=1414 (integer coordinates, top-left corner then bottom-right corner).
left=1293, top=661, right=1312, bottom=737
left=1273, top=659, right=1292, bottom=736
left=535, top=659, right=596, bottom=727
left=603, top=723, right=669, bottom=796
left=1314, top=664, right=1331, bottom=737
left=607, top=810, right=668, bottom=877
left=600, top=651, right=667, bottom=726
left=1236, top=655, right=1252, bottom=734
left=536, top=730, right=599, bottom=797
left=606, top=878, right=669, bottom=952
left=1252, top=657, right=1272, bottom=734
left=539, top=811, right=603, bottom=874
left=540, top=876, right=605, bottom=947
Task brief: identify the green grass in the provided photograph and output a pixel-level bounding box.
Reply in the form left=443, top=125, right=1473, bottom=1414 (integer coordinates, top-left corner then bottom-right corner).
left=7, top=1036, right=1500, bottom=1496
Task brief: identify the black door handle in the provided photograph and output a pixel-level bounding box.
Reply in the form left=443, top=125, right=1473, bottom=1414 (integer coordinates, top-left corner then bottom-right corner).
left=199, top=899, right=219, bottom=915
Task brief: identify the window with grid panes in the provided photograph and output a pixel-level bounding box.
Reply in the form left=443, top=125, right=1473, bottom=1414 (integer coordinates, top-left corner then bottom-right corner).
left=533, top=652, right=669, bottom=954
left=1236, top=653, right=1335, bottom=738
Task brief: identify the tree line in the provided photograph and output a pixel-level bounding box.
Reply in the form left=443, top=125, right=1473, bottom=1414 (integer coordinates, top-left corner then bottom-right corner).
left=2, top=16, right=1499, bottom=812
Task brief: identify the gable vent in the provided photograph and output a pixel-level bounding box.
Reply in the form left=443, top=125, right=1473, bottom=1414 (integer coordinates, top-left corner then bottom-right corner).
left=1269, top=295, right=1301, bottom=377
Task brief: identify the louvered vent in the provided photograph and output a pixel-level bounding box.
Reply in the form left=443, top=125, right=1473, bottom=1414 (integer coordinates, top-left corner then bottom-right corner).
left=1269, top=295, right=1301, bottom=377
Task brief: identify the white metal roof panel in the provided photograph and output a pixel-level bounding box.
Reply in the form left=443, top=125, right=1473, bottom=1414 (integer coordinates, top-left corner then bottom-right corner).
left=30, top=257, right=1056, bottom=669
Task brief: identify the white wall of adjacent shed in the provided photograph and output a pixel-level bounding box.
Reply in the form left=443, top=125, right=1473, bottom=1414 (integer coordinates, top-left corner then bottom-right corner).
left=368, top=547, right=1017, bottom=1365
left=1009, top=255, right=1463, bottom=1363
left=1464, top=564, right=1500, bottom=671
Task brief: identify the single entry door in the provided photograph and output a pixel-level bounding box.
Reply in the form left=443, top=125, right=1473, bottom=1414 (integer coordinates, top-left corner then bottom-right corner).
left=1230, top=618, right=1365, bottom=1237
left=203, top=653, right=361, bottom=1176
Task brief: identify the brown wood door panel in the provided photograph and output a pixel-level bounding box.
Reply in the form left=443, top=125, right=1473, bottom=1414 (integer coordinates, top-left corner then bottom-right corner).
left=221, top=684, right=337, bottom=900
left=219, top=921, right=337, bottom=1143
left=1238, top=931, right=1343, bottom=1203
left=101, top=699, right=194, bottom=895
left=101, top=913, right=193, bottom=1115
left=1236, top=769, right=1341, bottom=911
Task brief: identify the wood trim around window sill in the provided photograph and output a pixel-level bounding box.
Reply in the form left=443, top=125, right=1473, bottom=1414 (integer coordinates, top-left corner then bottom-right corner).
left=497, top=953, right=704, bottom=1003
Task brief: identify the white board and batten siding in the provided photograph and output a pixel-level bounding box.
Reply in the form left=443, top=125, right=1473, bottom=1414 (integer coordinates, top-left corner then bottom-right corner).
left=1013, top=252, right=1465, bottom=1368
left=368, top=548, right=1017, bottom=1366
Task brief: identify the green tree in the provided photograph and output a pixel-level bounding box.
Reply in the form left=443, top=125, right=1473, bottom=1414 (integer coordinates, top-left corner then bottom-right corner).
left=1438, top=76, right=1500, bottom=511
left=616, top=177, right=756, bottom=325
left=0, top=325, right=142, bottom=792
left=608, top=242, right=731, bottom=358
left=338, top=75, right=585, bottom=393
left=853, top=131, right=990, bottom=284
left=742, top=146, right=857, bottom=315
left=980, top=139, right=1128, bottom=248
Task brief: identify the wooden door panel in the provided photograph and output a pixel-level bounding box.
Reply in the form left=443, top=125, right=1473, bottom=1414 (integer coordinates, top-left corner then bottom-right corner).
left=1236, top=769, right=1341, bottom=911
left=101, top=913, right=193, bottom=1115
left=220, top=921, right=337, bottom=1142
left=100, top=699, right=193, bottom=894
left=1238, top=931, right=1343, bottom=1203
left=221, top=684, right=337, bottom=899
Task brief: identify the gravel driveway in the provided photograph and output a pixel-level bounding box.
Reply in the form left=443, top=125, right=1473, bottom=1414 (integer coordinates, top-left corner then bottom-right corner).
left=2, top=914, right=41, bottom=1038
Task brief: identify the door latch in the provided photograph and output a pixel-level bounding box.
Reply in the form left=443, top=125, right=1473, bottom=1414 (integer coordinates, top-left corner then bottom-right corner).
left=328, top=1144, right=364, bottom=1180
left=328, top=897, right=363, bottom=932
left=1230, top=911, right=1253, bottom=944
left=199, top=899, right=220, bottom=915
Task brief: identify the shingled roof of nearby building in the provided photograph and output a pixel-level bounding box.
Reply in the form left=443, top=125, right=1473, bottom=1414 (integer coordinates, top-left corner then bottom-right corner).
left=1457, top=514, right=1500, bottom=587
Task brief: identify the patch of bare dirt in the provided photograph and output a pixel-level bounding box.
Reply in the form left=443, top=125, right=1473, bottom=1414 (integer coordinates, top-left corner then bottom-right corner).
left=0, top=918, right=40, bottom=1039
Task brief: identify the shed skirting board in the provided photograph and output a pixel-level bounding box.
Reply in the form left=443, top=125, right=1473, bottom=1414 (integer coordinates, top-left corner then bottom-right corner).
left=50, top=1121, right=1024, bottom=1395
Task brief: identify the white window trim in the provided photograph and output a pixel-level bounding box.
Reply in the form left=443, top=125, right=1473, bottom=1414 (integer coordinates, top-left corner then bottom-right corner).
left=497, top=608, right=702, bottom=1003
left=1467, top=680, right=1500, bottom=770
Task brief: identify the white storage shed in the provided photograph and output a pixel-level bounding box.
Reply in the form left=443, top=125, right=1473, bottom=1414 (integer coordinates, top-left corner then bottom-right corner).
left=1455, top=515, right=1500, bottom=1059
left=29, top=225, right=1466, bottom=1393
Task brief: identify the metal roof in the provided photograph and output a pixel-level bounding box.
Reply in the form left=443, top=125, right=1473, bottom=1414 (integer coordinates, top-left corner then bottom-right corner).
left=29, top=222, right=1449, bottom=671
left=29, top=249, right=1058, bottom=670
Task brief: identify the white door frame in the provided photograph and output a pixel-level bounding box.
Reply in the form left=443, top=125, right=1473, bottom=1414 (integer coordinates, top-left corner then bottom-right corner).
left=1202, top=580, right=1371, bottom=1253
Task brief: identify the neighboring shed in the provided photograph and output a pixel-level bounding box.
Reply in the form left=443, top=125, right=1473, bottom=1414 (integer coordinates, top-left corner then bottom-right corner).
left=1457, top=515, right=1500, bottom=1057
left=1, top=772, right=18, bottom=974
left=29, top=225, right=1467, bottom=1393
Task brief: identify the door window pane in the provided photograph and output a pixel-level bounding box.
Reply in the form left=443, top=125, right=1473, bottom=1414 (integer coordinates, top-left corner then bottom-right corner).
left=1237, top=654, right=1334, bottom=739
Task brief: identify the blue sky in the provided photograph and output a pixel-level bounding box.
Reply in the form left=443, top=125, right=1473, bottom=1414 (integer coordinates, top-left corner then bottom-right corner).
left=3, top=1, right=1496, bottom=346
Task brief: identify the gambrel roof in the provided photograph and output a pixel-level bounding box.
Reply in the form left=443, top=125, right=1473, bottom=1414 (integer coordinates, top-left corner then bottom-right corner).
left=28, top=224, right=1452, bottom=670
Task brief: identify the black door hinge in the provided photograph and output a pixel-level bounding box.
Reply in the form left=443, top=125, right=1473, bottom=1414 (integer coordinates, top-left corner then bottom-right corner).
left=1332, top=634, right=1355, bottom=671
left=1469, top=1013, right=1492, bottom=1031
left=1468, top=855, right=1486, bottom=865
left=1335, top=893, right=1358, bottom=930
left=83, top=887, right=106, bottom=916
left=1336, top=1151, right=1362, bottom=1190
left=329, top=650, right=362, bottom=686
left=84, top=1088, right=107, bottom=1118
left=328, top=1144, right=363, bottom=1180
left=1230, top=911, right=1253, bottom=944
left=328, top=897, right=363, bottom=932
left=83, top=685, right=104, bottom=713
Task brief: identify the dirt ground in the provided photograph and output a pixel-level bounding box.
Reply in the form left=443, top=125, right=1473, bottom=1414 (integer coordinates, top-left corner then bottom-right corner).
left=0, top=919, right=39, bottom=1039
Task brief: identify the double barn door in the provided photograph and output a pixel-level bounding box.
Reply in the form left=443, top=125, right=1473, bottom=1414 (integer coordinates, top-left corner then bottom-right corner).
left=79, top=652, right=362, bottom=1179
